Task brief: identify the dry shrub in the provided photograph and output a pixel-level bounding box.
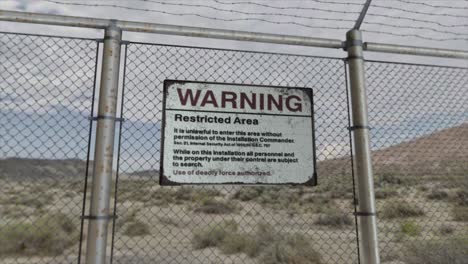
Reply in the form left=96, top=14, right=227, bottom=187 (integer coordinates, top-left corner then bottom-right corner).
left=452, top=206, right=468, bottom=222
left=115, top=207, right=140, bottom=229
left=123, top=220, right=150, bottom=237
left=439, top=225, right=455, bottom=235
left=449, top=189, right=468, bottom=222
left=120, top=185, right=221, bottom=206
left=220, top=233, right=256, bottom=255
left=375, top=188, right=398, bottom=200
left=426, top=189, right=448, bottom=200
left=194, top=199, right=238, bottom=214
left=0, top=205, right=36, bottom=219
left=259, top=233, right=323, bottom=264
left=192, top=220, right=238, bottom=249
left=157, top=216, right=180, bottom=227
left=0, top=213, right=76, bottom=256
left=233, top=187, right=304, bottom=211
left=254, top=223, right=323, bottom=264
left=233, top=187, right=264, bottom=201
left=192, top=221, right=323, bottom=263
left=400, top=221, right=421, bottom=237
left=173, top=187, right=221, bottom=203
left=404, top=237, right=468, bottom=264
left=0, top=191, right=53, bottom=209
left=233, top=186, right=344, bottom=213
left=380, top=172, right=405, bottom=185
left=453, top=189, right=468, bottom=206
left=381, top=202, right=425, bottom=219
left=315, top=209, right=353, bottom=228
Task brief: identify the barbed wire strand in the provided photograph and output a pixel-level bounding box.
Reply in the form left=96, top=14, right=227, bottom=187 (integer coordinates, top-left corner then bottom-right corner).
left=210, top=0, right=364, bottom=9
left=366, top=13, right=468, bottom=28
left=362, top=29, right=468, bottom=41
left=393, top=0, right=468, bottom=4
left=390, top=0, right=468, bottom=10
left=77, top=0, right=363, bottom=14
left=41, top=0, right=468, bottom=42
left=78, top=0, right=359, bottom=22
left=69, top=0, right=468, bottom=29
left=371, top=3, right=468, bottom=19
left=67, top=0, right=468, bottom=27
left=41, top=0, right=351, bottom=30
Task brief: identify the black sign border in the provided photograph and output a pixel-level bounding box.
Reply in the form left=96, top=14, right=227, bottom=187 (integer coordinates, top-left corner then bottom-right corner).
left=160, top=79, right=317, bottom=186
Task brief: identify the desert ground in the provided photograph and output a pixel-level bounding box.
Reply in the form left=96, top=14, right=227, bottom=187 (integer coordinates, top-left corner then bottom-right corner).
left=1, top=124, right=467, bottom=264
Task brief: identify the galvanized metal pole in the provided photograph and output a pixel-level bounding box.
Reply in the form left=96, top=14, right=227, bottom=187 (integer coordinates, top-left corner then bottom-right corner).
left=85, top=23, right=122, bottom=264
left=0, top=9, right=343, bottom=49
left=346, top=29, right=380, bottom=264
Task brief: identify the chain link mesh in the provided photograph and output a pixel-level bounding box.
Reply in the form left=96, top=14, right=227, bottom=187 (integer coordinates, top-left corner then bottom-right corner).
left=2, top=30, right=467, bottom=264
left=366, top=61, right=468, bottom=263
left=0, top=32, right=98, bottom=263
left=112, top=43, right=358, bottom=264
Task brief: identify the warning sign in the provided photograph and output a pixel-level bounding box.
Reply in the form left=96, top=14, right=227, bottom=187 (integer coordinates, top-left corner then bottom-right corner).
left=160, top=80, right=317, bottom=185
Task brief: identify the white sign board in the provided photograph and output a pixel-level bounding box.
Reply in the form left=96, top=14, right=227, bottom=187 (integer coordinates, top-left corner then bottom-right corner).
left=160, top=80, right=316, bottom=185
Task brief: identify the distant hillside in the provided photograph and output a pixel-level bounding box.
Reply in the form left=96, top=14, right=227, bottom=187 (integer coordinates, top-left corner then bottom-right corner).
left=373, top=123, right=468, bottom=164
left=0, top=158, right=90, bottom=181
left=2, top=124, right=466, bottom=181
left=316, top=123, right=468, bottom=178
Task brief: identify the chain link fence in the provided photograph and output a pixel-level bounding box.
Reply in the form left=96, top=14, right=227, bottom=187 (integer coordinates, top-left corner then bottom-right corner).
left=0, top=32, right=98, bottom=263
left=111, top=42, right=358, bottom=264
left=366, top=61, right=468, bottom=263
left=1, top=32, right=467, bottom=264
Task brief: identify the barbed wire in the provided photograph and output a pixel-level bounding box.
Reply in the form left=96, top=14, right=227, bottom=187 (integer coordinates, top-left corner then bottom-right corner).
left=364, top=22, right=465, bottom=37
left=49, top=0, right=468, bottom=29
left=77, top=0, right=362, bottom=14
left=80, top=0, right=364, bottom=6
left=210, top=0, right=364, bottom=9
left=366, top=13, right=468, bottom=28
left=390, top=0, right=468, bottom=10
left=371, top=3, right=468, bottom=19
left=88, top=0, right=359, bottom=22
left=41, top=0, right=351, bottom=30
left=392, top=0, right=468, bottom=3
left=362, top=29, right=468, bottom=41
left=39, top=0, right=468, bottom=43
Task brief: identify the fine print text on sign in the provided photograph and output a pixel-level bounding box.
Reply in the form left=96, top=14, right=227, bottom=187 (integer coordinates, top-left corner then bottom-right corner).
left=160, top=80, right=317, bottom=185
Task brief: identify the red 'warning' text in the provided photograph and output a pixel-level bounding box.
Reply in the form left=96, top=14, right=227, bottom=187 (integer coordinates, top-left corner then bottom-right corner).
left=177, top=88, right=303, bottom=112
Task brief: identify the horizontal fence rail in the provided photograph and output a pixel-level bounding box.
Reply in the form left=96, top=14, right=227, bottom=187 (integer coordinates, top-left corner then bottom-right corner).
left=1, top=9, right=468, bottom=59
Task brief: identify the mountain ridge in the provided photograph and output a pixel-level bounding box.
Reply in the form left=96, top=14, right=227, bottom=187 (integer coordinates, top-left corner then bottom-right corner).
left=1, top=123, right=466, bottom=180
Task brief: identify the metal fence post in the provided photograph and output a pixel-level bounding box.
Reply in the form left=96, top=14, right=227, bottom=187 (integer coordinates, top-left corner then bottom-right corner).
left=345, top=29, right=380, bottom=264
left=85, top=23, right=122, bottom=264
